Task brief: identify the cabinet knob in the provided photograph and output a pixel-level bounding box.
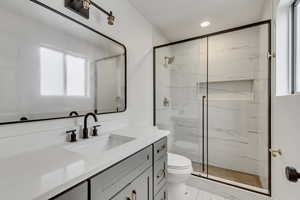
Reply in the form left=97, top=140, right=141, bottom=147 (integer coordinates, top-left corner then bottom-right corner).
left=157, top=144, right=166, bottom=154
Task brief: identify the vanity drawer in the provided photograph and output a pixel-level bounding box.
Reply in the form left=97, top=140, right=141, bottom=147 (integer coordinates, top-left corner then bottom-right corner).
left=110, top=167, right=153, bottom=200
left=91, top=146, right=153, bottom=200
left=154, top=155, right=167, bottom=195
left=154, top=184, right=168, bottom=200
left=154, top=137, right=167, bottom=161
left=50, top=181, right=88, bottom=200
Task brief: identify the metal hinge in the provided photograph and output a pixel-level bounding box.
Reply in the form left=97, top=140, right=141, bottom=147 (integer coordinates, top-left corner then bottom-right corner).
left=267, top=51, right=276, bottom=59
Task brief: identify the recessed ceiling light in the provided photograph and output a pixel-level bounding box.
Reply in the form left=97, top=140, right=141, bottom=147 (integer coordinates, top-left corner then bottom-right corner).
left=200, top=21, right=210, bottom=28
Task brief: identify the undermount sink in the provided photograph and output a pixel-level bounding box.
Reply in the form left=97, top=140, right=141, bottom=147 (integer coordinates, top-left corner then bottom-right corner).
left=64, top=134, right=135, bottom=155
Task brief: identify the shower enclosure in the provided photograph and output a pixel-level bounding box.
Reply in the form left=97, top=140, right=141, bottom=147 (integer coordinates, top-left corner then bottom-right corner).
left=153, top=21, right=271, bottom=195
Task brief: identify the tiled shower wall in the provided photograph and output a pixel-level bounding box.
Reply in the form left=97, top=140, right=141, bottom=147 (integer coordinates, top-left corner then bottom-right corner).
left=156, top=25, right=269, bottom=188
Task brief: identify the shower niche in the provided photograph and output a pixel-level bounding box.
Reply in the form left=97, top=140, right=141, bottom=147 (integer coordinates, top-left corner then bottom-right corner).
left=154, top=22, right=271, bottom=195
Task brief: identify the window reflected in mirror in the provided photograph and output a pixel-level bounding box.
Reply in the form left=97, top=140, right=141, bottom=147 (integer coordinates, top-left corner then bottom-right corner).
left=0, top=0, right=126, bottom=124
left=40, top=47, right=65, bottom=96
left=66, top=55, right=88, bottom=97
left=40, top=47, right=89, bottom=97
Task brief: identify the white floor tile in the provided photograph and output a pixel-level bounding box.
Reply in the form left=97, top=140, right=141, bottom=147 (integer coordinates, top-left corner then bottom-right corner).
left=186, top=186, right=198, bottom=200
left=186, top=186, right=228, bottom=200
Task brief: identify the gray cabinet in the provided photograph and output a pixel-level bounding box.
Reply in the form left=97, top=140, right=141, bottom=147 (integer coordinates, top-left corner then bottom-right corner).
left=49, top=137, right=168, bottom=200
left=153, top=137, right=167, bottom=161
left=129, top=167, right=153, bottom=200
left=111, top=167, right=153, bottom=200
left=50, top=181, right=88, bottom=200
left=153, top=138, right=168, bottom=199
left=154, top=156, right=167, bottom=195
left=91, top=146, right=153, bottom=200
left=109, top=183, right=131, bottom=200
left=154, top=185, right=167, bottom=200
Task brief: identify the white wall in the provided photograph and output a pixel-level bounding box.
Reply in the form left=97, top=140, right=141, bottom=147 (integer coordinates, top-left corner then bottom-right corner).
left=272, top=0, right=300, bottom=200
left=152, top=27, right=169, bottom=46
left=0, top=0, right=167, bottom=158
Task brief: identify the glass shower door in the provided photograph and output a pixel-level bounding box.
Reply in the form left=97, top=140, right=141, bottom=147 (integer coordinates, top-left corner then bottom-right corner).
left=154, top=21, right=270, bottom=195
left=154, top=38, right=208, bottom=176
left=207, top=24, right=270, bottom=193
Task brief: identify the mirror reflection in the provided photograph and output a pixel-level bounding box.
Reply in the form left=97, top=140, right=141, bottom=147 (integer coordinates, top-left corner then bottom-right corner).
left=0, top=0, right=126, bottom=124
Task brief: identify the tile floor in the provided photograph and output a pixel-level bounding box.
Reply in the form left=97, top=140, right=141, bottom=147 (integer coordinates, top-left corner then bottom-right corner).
left=186, top=186, right=229, bottom=200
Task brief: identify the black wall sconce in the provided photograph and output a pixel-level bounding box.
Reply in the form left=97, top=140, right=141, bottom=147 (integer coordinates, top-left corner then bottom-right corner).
left=65, top=0, right=115, bottom=25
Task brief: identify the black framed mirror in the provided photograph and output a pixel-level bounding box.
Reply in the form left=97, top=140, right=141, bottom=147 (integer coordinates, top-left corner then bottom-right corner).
left=0, top=0, right=126, bottom=125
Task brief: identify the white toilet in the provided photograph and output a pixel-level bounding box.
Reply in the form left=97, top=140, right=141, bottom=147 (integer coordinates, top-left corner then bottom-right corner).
left=167, top=153, right=193, bottom=200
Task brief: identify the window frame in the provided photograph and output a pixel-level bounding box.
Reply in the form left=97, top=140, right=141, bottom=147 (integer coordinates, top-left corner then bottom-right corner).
left=291, top=0, right=300, bottom=94
left=40, top=47, right=65, bottom=96
left=65, top=54, right=89, bottom=97
left=39, top=46, right=89, bottom=98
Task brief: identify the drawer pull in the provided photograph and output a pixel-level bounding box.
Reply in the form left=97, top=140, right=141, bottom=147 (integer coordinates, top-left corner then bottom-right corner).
left=157, top=144, right=166, bottom=154
left=156, top=168, right=166, bottom=179
left=132, top=190, right=137, bottom=200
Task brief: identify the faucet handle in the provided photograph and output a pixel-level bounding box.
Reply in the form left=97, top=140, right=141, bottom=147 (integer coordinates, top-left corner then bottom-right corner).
left=66, top=129, right=77, bottom=142
left=92, top=125, right=101, bottom=137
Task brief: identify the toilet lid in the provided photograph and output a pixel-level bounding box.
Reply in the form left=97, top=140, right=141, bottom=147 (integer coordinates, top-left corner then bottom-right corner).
left=168, top=153, right=192, bottom=170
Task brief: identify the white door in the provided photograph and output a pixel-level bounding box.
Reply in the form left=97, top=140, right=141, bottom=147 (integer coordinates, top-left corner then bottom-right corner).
left=272, top=95, right=300, bottom=199
left=272, top=0, right=300, bottom=198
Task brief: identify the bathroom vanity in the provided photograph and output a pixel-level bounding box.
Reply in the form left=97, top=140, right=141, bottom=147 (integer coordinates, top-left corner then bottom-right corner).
left=52, top=136, right=167, bottom=200
left=51, top=136, right=167, bottom=200
left=0, top=127, right=168, bottom=200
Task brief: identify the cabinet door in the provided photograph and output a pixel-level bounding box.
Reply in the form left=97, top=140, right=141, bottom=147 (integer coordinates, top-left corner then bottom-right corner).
left=153, top=137, right=167, bottom=161
left=110, top=168, right=153, bottom=200
left=109, top=184, right=131, bottom=200
left=91, top=146, right=153, bottom=200
left=50, top=181, right=88, bottom=200
left=153, top=156, right=167, bottom=195
left=129, top=167, right=153, bottom=200
left=154, top=185, right=167, bottom=200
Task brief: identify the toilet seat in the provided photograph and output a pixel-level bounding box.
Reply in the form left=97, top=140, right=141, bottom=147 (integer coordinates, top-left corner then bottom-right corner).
left=168, top=153, right=193, bottom=174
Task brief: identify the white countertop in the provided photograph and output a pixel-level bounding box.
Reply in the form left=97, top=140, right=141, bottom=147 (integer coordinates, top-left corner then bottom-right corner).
left=0, top=126, right=169, bottom=200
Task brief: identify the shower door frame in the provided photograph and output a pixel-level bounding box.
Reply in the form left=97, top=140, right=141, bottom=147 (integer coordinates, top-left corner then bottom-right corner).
left=153, top=20, right=272, bottom=196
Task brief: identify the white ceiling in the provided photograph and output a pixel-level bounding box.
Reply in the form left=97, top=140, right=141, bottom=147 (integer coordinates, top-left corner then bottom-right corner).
left=128, top=0, right=269, bottom=42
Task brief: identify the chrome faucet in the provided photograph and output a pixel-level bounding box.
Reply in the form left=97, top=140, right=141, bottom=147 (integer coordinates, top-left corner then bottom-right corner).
left=82, top=112, right=98, bottom=139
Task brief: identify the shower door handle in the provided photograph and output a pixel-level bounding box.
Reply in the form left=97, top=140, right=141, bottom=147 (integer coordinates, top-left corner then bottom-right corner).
left=202, top=96, right=206, bottom=172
